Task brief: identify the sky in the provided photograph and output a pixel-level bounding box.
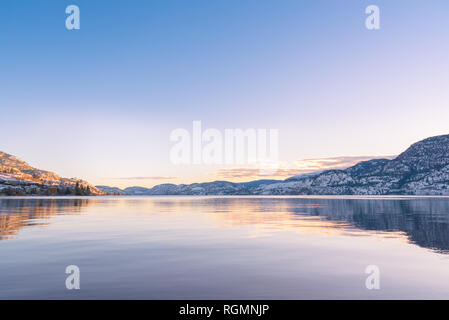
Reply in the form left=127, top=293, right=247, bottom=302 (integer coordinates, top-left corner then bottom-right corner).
left=1, top=0, right=448, bottom=188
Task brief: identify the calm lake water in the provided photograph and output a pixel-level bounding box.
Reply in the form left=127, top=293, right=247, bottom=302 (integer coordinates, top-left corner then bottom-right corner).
left=1, top=196, right=449, bottom=299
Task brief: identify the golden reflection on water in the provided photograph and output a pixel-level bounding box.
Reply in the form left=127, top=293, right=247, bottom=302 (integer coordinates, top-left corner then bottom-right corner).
left=0, top=198, right=91, bottom=240
left=194, top=198, right=406, bottom=240
left=1, top=196, right=449, bottom=253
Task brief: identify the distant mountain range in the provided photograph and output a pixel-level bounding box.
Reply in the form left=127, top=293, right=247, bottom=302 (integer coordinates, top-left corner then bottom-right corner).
left=0, top=152, right=103, bottom=196
left=3, top=134, right=449, bottom=196
left=96, top=179, right=282, bottom=196
left=98, top=134, right=449, bottom=196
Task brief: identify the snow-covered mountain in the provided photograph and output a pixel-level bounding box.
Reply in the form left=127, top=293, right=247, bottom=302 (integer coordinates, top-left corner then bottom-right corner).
left=98, top=134, right=449, bottom=196
left=99, top=180, right=281, bottom=196
left=0, top=151, right=104, bottom=196
left=259, top=134, right=449, bottom=196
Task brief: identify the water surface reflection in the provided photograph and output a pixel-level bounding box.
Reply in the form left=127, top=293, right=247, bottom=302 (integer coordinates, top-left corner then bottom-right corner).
left=2, top=196, right=449, bottom=253
left=3, top=196, right=449, bottom=299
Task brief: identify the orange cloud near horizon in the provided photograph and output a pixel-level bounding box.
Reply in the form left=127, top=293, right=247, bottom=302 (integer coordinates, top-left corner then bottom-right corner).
left=211, top=155, right=396, bottom=182
left=94, top=155, right=396, bottom=188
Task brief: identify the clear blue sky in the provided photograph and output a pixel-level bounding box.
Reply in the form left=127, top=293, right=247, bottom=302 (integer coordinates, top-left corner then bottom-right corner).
left=1, top=1, right=448, bottom=187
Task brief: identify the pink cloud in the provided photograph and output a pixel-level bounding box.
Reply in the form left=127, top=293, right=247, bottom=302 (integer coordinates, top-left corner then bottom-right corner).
left=213, top=155, right=395, bottom=180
